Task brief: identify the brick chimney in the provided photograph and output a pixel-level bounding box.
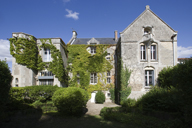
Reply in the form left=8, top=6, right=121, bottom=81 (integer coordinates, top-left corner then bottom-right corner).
left=114, top=30, right=118, bottom=42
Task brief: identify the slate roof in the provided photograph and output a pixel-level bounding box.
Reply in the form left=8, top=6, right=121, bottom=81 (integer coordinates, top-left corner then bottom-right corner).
left=72, top=38, right=117, bottom=45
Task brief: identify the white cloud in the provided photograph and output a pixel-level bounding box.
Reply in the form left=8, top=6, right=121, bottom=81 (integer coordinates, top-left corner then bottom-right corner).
left=63, top=0, right=70, bottom=3
left=177, top=46, right=192, bottom=58
left=0, top=39, right=12, bottom=62
left=65, top=9, right=79, bottom=20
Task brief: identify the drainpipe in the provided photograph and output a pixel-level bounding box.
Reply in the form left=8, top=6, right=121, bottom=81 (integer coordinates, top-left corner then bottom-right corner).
left=171, top=33, right=177, bottom=66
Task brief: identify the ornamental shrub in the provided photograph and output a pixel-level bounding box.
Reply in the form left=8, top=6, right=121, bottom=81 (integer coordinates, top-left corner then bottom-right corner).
left=95, top=90, right=105, bottom=104
left=0, top=60, right=12, bottom=106
left=24, top=85, right=59, bottom=102
left=52, top=87, right=89, bottom=115
left=9, top=87, right=25, bottom=103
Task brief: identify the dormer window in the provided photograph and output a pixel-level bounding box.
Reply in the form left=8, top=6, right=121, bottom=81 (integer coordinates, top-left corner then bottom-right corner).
left=44, top=48, right=51, bottom=62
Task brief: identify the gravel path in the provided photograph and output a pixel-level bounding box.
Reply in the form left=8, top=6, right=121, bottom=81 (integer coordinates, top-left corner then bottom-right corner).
left=86, top=101, right=120, bottom=115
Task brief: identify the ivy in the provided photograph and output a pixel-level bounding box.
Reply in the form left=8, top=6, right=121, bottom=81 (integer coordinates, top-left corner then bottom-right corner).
left=67, top=44, right=114, bottom=91
left=9, top=36, right=41, bottom=70
left=40, top=39, right=68, bottom=83
left=9, top=37, right=68, bottom=84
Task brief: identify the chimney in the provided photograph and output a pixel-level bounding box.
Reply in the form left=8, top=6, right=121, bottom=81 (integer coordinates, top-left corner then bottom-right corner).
left=72, top=31, right=77, bottom=38
left=114, top=30, right=118, bottom=42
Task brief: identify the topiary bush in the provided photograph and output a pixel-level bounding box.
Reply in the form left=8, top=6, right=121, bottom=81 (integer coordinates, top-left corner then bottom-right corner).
left=52, top=87, right=89, bottom=115
left=95, top=90, right=105, bottom=104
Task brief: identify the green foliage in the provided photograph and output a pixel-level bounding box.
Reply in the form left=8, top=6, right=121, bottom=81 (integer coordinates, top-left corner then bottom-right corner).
left=9, top=37, right=68, bottom=84
left=40, top=39, right=68, bottom=83
left=52, top=87, right=89, bottom=115
left=109, top=88, right=115, bottom=102
left=9, top=87, right=25, bottom=103
left=0, top=60, right=12, bottom=106
left=95, top=91, right=105, bottom=104
left=120, top=87, right=132, bottom=103
left=67, top=44, right=113, bottom=89
left=9, top=36, right=43, bottom=70
left=157, top=66, right=174, bottom=89
left=121, top=98, right=136, bottom=112
left=24, top=85, right=59, bottom=102
left=32, top=100, right=57, bottom=112
left=121, top=65, right=132, bottom=90
left=135, top=87, right=181, bottom=113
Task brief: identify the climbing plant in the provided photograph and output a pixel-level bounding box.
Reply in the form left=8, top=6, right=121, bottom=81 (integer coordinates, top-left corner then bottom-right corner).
left=67, top=44, right=114, bottom=91
left=40, top=39, right=68, bottom=83
left=9, top=37, right=68, bottom=84
left=9, top=36, right=42, bottom=70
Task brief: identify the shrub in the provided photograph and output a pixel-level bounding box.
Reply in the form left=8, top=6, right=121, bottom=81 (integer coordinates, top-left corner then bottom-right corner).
left=52, top=87, right=89, bottom=115
left=9, top=87, right=25, bottom=103
left=24, top=85, right=59, bottom=102
left=135, top=87, right=182, bottom=113
left=109, top=88, right=115, bottom=102
left=95, top=90, right=105, bottom=104
left=120, top=87, right=131, bottom=103
left=0, top=60, right=12, bottom=106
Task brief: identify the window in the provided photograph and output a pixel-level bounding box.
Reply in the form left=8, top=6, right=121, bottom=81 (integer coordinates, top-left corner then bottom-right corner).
left=39, top=79, right=54, bottom=85
left=15, top=84, right=18, bottom=87
left=145, top=70, right=154, bottom=86
left=41, top=71, right=53, bottom=76
left=107, top=71, right=110, bottom=76
left=107, top=53, right=110, bottom=55
left=151, top=45, right=156, bottom=60
left=107, top=71, right=111, bottom=83
left=44, top=48, right=51, bottom=62
left=106, top=57, right=110, bottom=60
left=140, top=45, right=146, bottom=60
left=144, top=27, right=152, bottom=35
left=107, top=78, right=111, bottom=83
left=15, top=78, right=18, bottom=83
left=90, top=73, right=97, bottom=84
left=90, top=47, right=96, bottom=54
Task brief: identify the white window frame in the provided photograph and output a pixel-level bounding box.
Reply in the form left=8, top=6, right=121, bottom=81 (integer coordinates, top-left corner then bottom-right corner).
left=151, top=45, right=156, bottom=60
left=39, top=79, right=54, bottom=85
left=145, top=70, right=154, bottom=86
left=44, top=48, right=51, bottom=62
left=141, top=45, right=146, bottom=60
left=107, top=77, right=111, bottom=84
left=90, top=73, right=97, bottom=84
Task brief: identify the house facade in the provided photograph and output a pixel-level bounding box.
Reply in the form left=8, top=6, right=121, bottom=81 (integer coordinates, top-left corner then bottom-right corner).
left=11, top=5, right=177, bottom=101
left=116, top=5, right=177, bottom=94
left=11, top=32, right=68, bottom=87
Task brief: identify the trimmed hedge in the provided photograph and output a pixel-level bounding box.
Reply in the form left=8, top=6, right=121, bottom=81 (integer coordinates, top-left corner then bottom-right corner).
left=52, top=87, right=89, bottom=115
left=9, top=85, right=60, bottom=103
left=95, top=90, right=105, bottom=104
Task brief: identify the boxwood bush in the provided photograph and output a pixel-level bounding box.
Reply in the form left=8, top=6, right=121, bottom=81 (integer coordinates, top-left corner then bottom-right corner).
left=52, top=87, right=89, bottom=115
left=95, top=90, right=105, bottom=104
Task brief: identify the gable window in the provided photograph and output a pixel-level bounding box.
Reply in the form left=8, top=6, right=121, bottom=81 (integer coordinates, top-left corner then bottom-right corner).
left=140, top=45, right=146, bottom=60
left=44, top=48, right=51, bottom=62
left=145, top=70, right=154, bottom=86
left=15, top=78, right=18, bottom=83
left=151, top=45, right=156, bottom=60
left=90, top=73, right=97, bottom=84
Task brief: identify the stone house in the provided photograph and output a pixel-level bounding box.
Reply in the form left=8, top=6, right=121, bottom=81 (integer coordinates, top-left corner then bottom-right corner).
left=11, top=32, right=68, bottom=87
left=115, top=5, right=177, bottom=100
left=11, top=5, right=177, bottom=101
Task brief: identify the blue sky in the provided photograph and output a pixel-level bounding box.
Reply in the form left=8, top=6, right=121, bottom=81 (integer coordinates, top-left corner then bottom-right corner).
left=1, top=0, right=192, bottom=72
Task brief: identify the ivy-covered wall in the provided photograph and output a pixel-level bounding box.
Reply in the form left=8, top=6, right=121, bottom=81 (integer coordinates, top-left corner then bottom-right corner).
left=67, top=44, right=115, bottom=93
left=9, top=35, right=68, bottom=86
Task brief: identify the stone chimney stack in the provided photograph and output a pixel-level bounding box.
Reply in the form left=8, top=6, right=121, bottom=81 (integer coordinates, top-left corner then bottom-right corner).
left=72, top=31, right=77, bottom=38
left=114, top=30, right=118, bottom=42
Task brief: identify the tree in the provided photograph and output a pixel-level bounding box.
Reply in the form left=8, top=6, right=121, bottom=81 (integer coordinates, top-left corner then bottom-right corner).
left=0, top=59, right=12, bottom=106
